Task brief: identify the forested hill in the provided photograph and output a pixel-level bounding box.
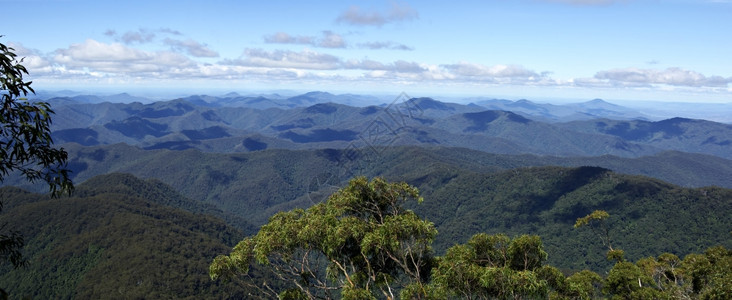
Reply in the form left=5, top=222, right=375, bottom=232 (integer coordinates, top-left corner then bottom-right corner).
left=0, top=174, right=251, bottom=299
left=1, top=167, right=729, bottom=295
left=4, top=143, right=729, bottom=227
left=74, top=173, right=257, bottom=233
left=411, top=166, right=732, bottom=272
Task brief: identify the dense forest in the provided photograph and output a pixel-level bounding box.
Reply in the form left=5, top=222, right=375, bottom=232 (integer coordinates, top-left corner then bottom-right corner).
left=0, top=174, right=250, bottom=299
left=211, top=177, right=731, bottom=299
left=1, top=169, right=730, bottom=298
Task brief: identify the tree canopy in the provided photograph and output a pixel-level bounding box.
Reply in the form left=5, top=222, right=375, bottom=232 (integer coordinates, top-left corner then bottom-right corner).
left=210, top=177, right=436, bottom=299
left=212, top=178, right=731, bottom=299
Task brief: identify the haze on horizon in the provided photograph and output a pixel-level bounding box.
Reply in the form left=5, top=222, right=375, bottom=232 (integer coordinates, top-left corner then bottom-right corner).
left=3, top=0, right=732, bottom=104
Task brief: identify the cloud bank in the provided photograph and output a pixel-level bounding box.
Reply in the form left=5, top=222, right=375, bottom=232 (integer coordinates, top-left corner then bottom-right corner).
left=594, top=67, right=732, bottom=87
left=13, top=37, right=730, bottom=96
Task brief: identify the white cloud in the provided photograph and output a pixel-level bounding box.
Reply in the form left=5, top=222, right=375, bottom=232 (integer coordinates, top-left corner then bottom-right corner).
left=52, top=39, right=195, bottom=74
left=264, top=32, right=314, bottom=44
left=357, top=41, right=413, bottom=51
left=105, top=28, right=183, bottom=45
left=342, top=59, right=426, bottom=73
left=221, top=48, right=342, bottom=70
left=121, top=29, right=156, bottom=44
left=158, top=28, right=182, bottom=36
left=102, top=28, right=217, bottom=58
left=55, top=39, right=149, bottom=62
left=336, top=2, right=418, bottom=26
left=594, top=67, right=732, bottom=87
left=393, top=60, right=426, bottom=73
left=263, top=31, right=346, bottom=48
left=343, top=58, right=386, bottom=70
left=7, top=42, right=54, bottom=74
left=164, top=38, right=219, bottom=57
left=442, top=62, right=541, bottom=79
left=318, top=31, right=346, bottom=48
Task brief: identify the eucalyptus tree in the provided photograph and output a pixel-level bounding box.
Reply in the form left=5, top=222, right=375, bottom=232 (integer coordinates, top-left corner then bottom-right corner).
left=210, top=177, right=436, bottom=299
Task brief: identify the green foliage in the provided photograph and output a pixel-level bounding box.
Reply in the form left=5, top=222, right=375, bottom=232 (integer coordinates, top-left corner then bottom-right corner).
left=416, top=166, right=732, bottom=271
left=606, top=250, right=625, bottom=263
left=563, top=270, right=603, bottom=299
left=0, top=210, right=25, bottom=269
left=2, top=170, right=728, bottom=299
left=0, top=37, right=72, bottom=196
left=75, top=172, right=257, bottom=234
left=422, top=233, right=551, bottom=299
left=422, top=231, right=732, bottom=300
left=508, top=235, right=547, bottom=271
left=604, top=261, right=656, bottom=297
left=575, top=211, right=732, bottom=299
left=0, top=175, right=249, bottom=299
left=575, top=210, right=624, bottom=262
left=681, top=246, right=732, bottom=299
left=574, top=210, right=609, bottom=228
left=210, top=177, right=436, bottom=299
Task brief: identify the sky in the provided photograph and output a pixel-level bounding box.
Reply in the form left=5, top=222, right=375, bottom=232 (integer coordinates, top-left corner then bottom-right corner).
left=3, top=0, right=732, bottom=103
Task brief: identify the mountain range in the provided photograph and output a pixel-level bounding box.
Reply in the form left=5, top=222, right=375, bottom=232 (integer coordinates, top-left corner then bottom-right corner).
left=45, top=95, right=732, bottom=160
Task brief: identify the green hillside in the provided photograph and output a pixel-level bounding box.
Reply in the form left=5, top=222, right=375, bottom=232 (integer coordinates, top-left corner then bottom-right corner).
left=5, top=144, right=730, bottom=226
left=0, top=175, right=250, bottom=299
left=411, top=166, right=732, bottom=271
left=1, top=168, right=729, bottom=297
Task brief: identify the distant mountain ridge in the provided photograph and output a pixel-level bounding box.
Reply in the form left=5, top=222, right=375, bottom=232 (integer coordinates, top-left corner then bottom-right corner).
left=46, top=95, right=732, bottom=160
left=473, top=98, right=652, bottom=122
left=34, top=90, right=732, bottom=122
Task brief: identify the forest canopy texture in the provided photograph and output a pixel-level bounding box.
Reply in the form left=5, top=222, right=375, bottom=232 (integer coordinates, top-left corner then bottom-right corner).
left=210, top=177, right=732, bottom=299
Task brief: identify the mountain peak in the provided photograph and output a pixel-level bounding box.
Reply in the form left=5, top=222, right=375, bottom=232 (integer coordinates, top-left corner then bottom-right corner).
left=412, top=97, right=454, bottom=111
left=580, top=98, right=618, bottom=107
left=223, top=92, right=241, bottom=98
left=508, top=99, right=539, bottom=109
left=304, top=102, right=340, bottom=114
left=302, top=91, right=335, bottom=97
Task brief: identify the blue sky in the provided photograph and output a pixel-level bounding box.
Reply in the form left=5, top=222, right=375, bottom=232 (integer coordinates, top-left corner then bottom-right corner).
left=3, top=0, right=732, bottom=102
